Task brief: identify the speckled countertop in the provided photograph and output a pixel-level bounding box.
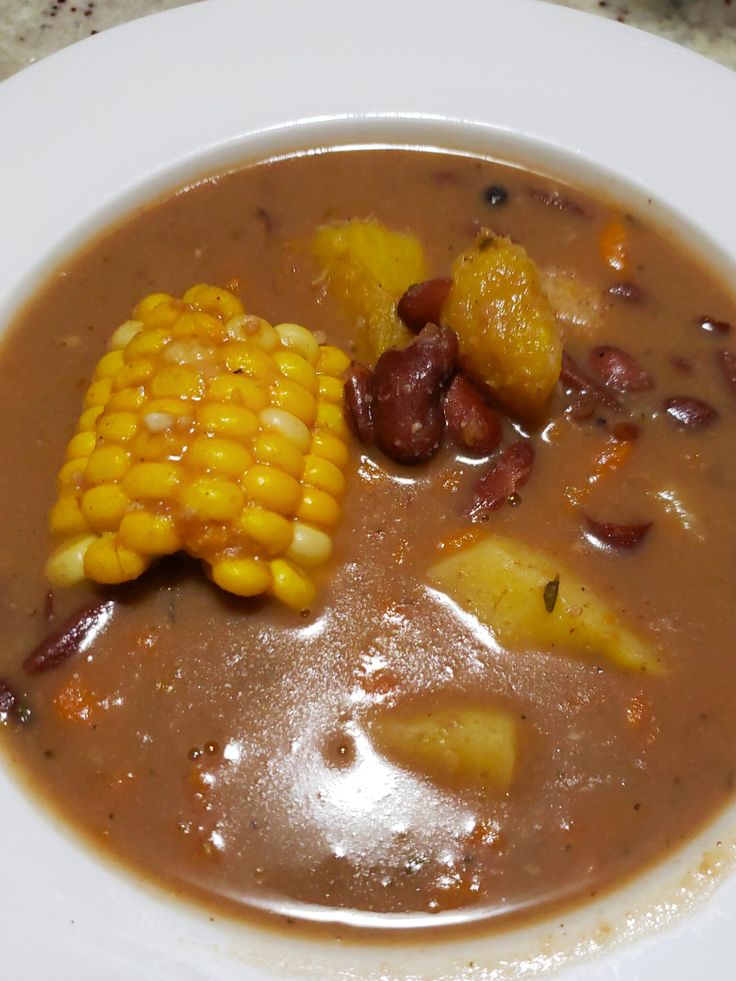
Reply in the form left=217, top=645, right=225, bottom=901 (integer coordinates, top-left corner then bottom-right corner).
left=0, top=0, right=735, bottom=81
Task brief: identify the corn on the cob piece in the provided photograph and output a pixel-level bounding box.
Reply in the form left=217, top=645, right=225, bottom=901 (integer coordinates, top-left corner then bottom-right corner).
left=46, top=285, right=351, bottom=611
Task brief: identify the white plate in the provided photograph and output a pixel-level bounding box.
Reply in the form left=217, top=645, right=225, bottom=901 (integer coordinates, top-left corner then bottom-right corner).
left=1, top=1, right=736, bottom=978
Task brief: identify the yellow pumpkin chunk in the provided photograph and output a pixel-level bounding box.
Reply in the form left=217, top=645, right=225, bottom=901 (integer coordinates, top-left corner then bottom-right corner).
left=372, top=706, right=517, bottom=792
left=312, top=219, right=427, bottom=364
left=443, top=232, right=562, bottom=417
left=428, top=533, right=663, bottom=675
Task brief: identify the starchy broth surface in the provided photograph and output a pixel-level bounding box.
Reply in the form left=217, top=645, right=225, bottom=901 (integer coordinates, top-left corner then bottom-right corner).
left=2, top=149, right=736, bottom=936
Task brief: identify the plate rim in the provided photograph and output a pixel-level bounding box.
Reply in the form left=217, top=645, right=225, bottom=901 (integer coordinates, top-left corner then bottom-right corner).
left=1, top=2, right=736, bottom=979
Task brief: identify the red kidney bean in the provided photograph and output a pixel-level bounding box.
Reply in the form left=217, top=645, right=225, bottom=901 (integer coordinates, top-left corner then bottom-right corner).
left=23, top=600, right=115, bottom=675
left=717, top=349, right=736, bottom=395
left=671, top=355, right=694, bottom=375
left=564, top=395, right=597, bottom=422
left=607, top=281, right=643, bottom=302
left=612, top=421, right=640, bottom=442
left=663, top=396, right=719, bottom=428
left=584, top=517, right=652, bottom=549
left=528, top=188, right=587, bottom=216
left=588, top=346, right=653, bottom=393
left=372, top=323, right=458, bottom=464
left=444, top=374, right=503, bottom=455
left=344, top=361, right=375, bottom=445
left=559, top=352, right=620, bottom=409
left=469, top=441, right=535, bottom=519
left=254, top=206, right=275, bottom=235
left=396, top=278, right=453, bottom=333
left=698, top=315, right=731, bottom=335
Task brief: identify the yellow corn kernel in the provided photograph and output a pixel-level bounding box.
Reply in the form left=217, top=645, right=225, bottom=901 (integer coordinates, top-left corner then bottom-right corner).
left=207, top=374, right=267, bottom=412
left=114, top=358, right=154, bottom=390
left=123, top=327, right=171, bottom=360
left=210, top=557, right=272, bottom=597
left=97, top=411, right=139, bottom=444
left=273, top=350, right=318, bottom=393
left=169, top=311, right=205, bottom=342
left=275, top=323, right=319, bottom=365
left=167, top=311, right=225, bottom=348
left=226, top=315, right=279, bottom=352
left=187, top=436, right=252, bottom=477
left=83, top=535, right=148, bottom=584
left=133, top=292, right=173, bottom=320
left=316, top=345, right=351, bottom=377
left=259, top=407, right=311, bottom=453
left=164, top=340, right=217, bottom=367
left=316, top=401, right=349, bottom=438
left=287, top=522, right=332, bottom=566
left=123, top=462, right=181, bottom=500
left=252, top=432, right=304, bottom=480
left=180, top=478, right=244, bottom=522
left=109, top=319, right=143, bottom=350
left=94, top=350, right=125, bottom=380
left=223, top=343, right=275, bottom=381
left=86, top=445, right=131, bottom=486
left=150, top=365, right=202, bottom=400
left=317, top=375, right=344, bottom=403
left=49, top=497, right=89, bottom=537
left=131, top=429, right=184, bottom=462
left=183, top=284, right=244, bottom=320
left=57, top=458, right=87, bottom=492
left=311, top=432, right=349, bottom=469
left=81, top=484, right=130, bottom=532
left=77, top=405, right=104, bottom=433
left=140, top=298, right=182, bottom=330
left=297, top=488, right=340, bottom=527
left=84, top=379, right=113, bottom=410
left=45, top=534, right=97, bottom=586
left=270, top=378, right=317, bottom=425
left=66, top=431, right=96, bottom=460
left=237, top=507, right=293, bottom=555
left=107, top=386, right=146, bottom=412
left=119, top=511, right=180, bottom=555
left=303, top=454, right=345, bottom=497
left=143, top=398, right=192, bottom=419
left=269, top=558, right=316, bottom=611
left=242, top=464, right=301, bottom=515
left=197, top=403, right=259, bottom=440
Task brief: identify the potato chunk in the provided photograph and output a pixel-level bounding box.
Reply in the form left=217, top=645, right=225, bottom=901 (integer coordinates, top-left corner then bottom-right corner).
left=372, top=705, right=517, bottom=792
left=429, top=534, right=662, bottom=674
left=540, top=267, right=603, bottom=337
left=443, top=233, right=562, bottom=417
left=313, top=219, right=427, bottom=364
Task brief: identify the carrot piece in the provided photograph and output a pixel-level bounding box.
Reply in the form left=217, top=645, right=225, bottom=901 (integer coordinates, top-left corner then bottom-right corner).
left=564, top=434, right=633, bottom=508
left=54, top=677, right=98, bottom=723
left=599, top=219, right=629, bottom=275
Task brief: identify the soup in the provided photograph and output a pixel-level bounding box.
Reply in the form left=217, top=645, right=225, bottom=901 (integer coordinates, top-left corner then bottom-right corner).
left=2, top=149, right=736, bottom=937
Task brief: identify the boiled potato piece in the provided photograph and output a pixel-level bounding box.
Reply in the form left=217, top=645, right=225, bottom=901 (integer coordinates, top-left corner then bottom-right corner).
left=429, top=534, right=662, bottom=674
left=443, top=232, right=562, bottom=418
left=372, top=706, right=517, bottom=792
left=312, top=219, right=427, bottom=364
left=540, top=267, right=603, bottom=337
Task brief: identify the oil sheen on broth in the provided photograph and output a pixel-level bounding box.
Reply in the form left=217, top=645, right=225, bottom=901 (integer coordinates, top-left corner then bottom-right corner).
left=2, top=149, right=736, bottom=936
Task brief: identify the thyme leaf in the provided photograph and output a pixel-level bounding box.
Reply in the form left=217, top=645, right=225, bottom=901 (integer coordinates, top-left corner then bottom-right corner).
left=543, top=574, right=560, bottom=613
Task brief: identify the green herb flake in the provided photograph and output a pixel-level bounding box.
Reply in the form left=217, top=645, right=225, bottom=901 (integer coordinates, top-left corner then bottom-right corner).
left=543, top=574, right=560, bottom=613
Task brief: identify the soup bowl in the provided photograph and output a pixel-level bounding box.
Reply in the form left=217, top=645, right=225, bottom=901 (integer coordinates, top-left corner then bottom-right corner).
left=1, top=1, right=736, bottom=978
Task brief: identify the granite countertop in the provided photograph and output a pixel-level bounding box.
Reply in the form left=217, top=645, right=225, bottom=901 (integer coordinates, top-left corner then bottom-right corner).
left=0, top=0, right=735, bottom=82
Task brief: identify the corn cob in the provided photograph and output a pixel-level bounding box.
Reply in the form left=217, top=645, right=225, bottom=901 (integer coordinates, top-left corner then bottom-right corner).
left=46, top=285, right=351, bottom=611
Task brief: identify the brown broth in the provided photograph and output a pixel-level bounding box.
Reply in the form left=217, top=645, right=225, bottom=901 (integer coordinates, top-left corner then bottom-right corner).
left=2, top=149, right=736, bottom=938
